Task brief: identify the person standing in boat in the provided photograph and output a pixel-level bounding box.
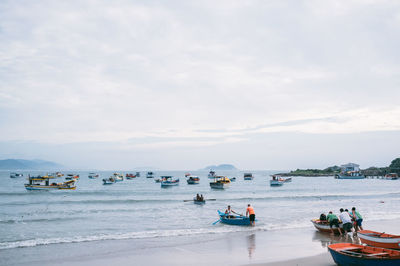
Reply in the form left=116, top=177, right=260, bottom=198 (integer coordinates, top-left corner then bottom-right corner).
left=327, top=211, right=342, bottom=235
left=350, top=207, right=364, bottom=232
left=246, top=204, right=255, bottom=226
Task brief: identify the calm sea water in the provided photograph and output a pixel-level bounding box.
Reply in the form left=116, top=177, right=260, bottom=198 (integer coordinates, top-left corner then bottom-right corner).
left=1, top=170, right=400, bottom=250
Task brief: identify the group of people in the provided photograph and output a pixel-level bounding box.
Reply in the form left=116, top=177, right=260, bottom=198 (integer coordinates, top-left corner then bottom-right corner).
left=320, top=207, right=363, bottom=236
left=195, top=194, right=204, bottom=201
left=225, top=204, right=256, bottom=226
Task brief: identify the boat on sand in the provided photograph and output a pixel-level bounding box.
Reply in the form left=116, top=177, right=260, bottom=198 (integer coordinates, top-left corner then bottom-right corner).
left=311, top=219, right=343, bottom=234
left=328, top=243, right=400, bottom=266
left=358, top=230, right=400, bottom=250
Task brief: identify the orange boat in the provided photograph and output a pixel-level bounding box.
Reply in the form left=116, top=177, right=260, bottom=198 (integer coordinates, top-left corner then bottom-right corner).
left=358, top=230, right=400, bottom=250
left=328, top=243, right=400, bottom=266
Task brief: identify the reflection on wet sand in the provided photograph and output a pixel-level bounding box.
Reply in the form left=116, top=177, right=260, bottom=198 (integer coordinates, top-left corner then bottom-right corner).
left=312, top=231, right=361, bottom=248
left=247, top=233, right=256, bottom=258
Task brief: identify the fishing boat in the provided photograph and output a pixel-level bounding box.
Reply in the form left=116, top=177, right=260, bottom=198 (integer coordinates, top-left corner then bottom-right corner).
left=217, top=210, right=251, bottom=226
left=193, top=197, right=206, bottom=205
left=210, top=176, right=230, bottom=189
left=135, top=172, right=141, bottom=177
left=55, top=172, right=64, bottom=177
left=328, top=243, right=400, bottom=266
left=335, top=163, right=365, bottom=179
left=146, top=172, right=154, bottom=178
left=10, top=172, right=23, bottom=178
left=88, top=173, right=99, bottom=179
left=112, top=173, right=124, bottom=182
left=126, top=173, right=136, bottom=179
left=244, top=173, right=253, bottom=180
left=65, top=174, right=79, bottom=180
left=358, top=230, right=400, bottom=249
left=25, top=175, right=76, bottom=190
left=270, top=175, right=284, bottom=186
left=208, top=170, right=216, bottom=179
left=187, top=176, right=200, bottom=184
left=103, top=177, right=116, bottom=185
left=311, top=219, right=343, bottom=234
left=160, top=176, right=179, bottom=187
left=384, top=173, right=399, bottom=180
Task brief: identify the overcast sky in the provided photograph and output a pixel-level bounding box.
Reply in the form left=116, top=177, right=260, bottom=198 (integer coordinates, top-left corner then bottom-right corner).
left=1, top=0, right=399, bottom=170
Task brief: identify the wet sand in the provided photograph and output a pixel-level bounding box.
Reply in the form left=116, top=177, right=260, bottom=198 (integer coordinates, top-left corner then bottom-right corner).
left=1, top=219, right=399, bottom=266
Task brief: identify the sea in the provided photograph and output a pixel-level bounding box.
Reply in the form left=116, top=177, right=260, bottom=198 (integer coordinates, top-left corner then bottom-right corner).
left=1, top=170, right=400, bottom=252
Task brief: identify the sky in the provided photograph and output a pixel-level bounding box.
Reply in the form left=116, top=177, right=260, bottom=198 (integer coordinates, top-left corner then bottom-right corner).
left=0, top=0, right=400, bottom=170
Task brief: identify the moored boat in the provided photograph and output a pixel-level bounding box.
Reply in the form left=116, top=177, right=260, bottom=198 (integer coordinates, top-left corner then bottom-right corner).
left=160, top=176, right=179, bottom=187
left=135, top=172, right=141, bottom=177
left=328, top=243, right=400, bottom=266
left=244, top=173, right=253, bottom=180
left=217, top=210, right=251, bottom=226
left=126, top=173, right=136, bottom=179
left=88, top=173, right=99, bottom=179
left=208, top=170, right=216, bottom=179
left=335, top=163, right=365, bottom=179
left=25, top=175, right=76, bottom=190
left=210, top=176, right=230, bottom=189
left=311, top=219, right=343, bottom=234
left=146, top=172, right=154, bottom=178
left=10, top=172, right=23, bottom=178
left=229, top=177, right=236, bottom=182
left=187, top=176, right=200, bottom=184
left=384, top=173, right=399, bottom=180
left=65, top=174, right=79, bottom=180
left=103, top=177, right=116, bottom=185
left=270, top=175, right=284, bottom=186
left=358, top=230, right=400, bottom=250
left=283, top=177, right=292, bottom=182
left=113, top=173, right=124, bottom=182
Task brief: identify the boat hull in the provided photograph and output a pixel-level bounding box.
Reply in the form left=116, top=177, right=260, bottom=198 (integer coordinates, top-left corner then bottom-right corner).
left=335, top=175, right=365, bottom=179
left=358, top=230, right=400, bottom=250
left=187, top=180, right=199, bottom=184
left=270, top=180, right=283, bottom=186
left=210, top=183, right=229, bottom=189
left=161, top=181, right=179, bottom=187
left=194, top=200, right=205, bottom=205
left=311, top=219, right=343, bottom=234
left=218, top=211, right=251, bottom=226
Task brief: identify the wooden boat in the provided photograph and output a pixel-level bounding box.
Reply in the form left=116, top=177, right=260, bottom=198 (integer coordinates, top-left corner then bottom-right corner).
left=25, top=176, right=76, bottom=190
left=244, top=173, right=253, bottom=180
left=112, top=173, right=124, bottom=182
left=10, top=172, right=23, bottom=178
left=358, top=230, right=400, bottom=250
left=160, top=176, right=179, bottom=187
left=217, top=210, right=251, bottom=226
left=270, top=175, right=284, bottom=186
left=88, top=173, right=99, bottom=179
left=193, top=197, right=205, bottom=205
left=210, top=176, right=230, bottom=189
left=311, top=219, right=343, bottom=234
left=146, top=172, right=154, bottom=178
left=187, top=176, right=200, bottom=184
left=103, top=177, right=116, bottom=185
left=208, top=170, right=216, bottom=179
left=384, top=173, right=399, bottom=180
left=126, top=173, right=136, bottom=179
left=65, top=174, right=79, bottom=180
left=328, top=243, right=400, bottom=266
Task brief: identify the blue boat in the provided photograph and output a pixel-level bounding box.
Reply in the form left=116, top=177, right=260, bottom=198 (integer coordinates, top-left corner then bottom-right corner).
left=328, top=243, right=400, bottom=266
left=217, top=210, right=251, bottom=226
left=160, top=176, right=179, bottom=187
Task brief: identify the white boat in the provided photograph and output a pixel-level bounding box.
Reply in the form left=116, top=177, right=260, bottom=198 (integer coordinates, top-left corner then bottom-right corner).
left=384, top=173, right=398, bottom=180
left=10, top=172, right=23, bottom=178
left=146, top=172, right=154, bottom=178
left=244, top=173, right=253, bottom=180
left=88, top=173, right=99, bottom=179
left=335, top=163, right=365, bottom=179
left=270, top=175, right=284, bottom=186
left=25, top=175, right=76, bottom=190
left=210, top=176, right=230, bottom=189
left=103, top=177, right=116, bottom=185
left=160, top=176, right=179, bottom=187
left=208, top=170, right=216, bottom=179
left=335, top=172, right=365, bottom=179
left=112, top=173, right=124, bottom=182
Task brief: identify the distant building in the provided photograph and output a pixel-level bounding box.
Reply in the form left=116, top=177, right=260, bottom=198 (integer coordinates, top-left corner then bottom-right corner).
left=340, top=163, right=360, bottom=173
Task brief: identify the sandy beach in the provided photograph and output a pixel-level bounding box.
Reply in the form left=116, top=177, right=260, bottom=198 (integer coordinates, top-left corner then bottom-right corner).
left=1, top=218, right=398, bottom=266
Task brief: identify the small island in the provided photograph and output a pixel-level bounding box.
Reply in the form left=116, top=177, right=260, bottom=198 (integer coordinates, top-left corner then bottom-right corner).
left=202, top=164, right=237, bottom=171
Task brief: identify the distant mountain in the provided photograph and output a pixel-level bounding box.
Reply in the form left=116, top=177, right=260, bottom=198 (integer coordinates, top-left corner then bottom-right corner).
left=0, top=159, right=63, bottom=170
left=202, top=164, right=238, bottom=170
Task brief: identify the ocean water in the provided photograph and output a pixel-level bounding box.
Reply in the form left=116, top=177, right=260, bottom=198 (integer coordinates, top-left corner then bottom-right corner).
left=1, top=170, right=400, bottom=250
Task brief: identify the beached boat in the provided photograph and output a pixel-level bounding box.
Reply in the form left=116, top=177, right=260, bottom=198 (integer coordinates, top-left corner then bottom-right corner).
left=103, top=177, right=116, bottom=185
left=25, top=176, right=76, bottom=190
left=187, top=176, right=200, bottom=184
left=10, top=172, right=23, bottom=178
left=358, top=230, right=400, bottom=249
left=126, top=173, right=136, bottom=179
left=244, top=173, right=253, bottom=180
left=160, top=176, right=179, bottom=187
left=146, top=172, right=154, bottom=178
left=210, top=176, right=230, bottom=189
left=208, top=170, right=216, bottom=179
left=328, top=243, right=400, bottom=266
left=311, top=219, right=343, bottom=234
left=384, top=173, right=399, bottom=180
left=88, top=173, right=99, bottom=179
left=270, top=175, right=284, bottom=186
left=217, top=210, right=251, bottom=226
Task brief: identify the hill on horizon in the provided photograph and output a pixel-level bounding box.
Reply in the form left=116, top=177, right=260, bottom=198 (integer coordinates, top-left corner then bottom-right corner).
left=201, top=164, right=238, bottom=171
left=0, top=159, right=63, bottom=170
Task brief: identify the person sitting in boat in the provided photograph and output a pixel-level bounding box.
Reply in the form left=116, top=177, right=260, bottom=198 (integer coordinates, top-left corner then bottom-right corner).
left=339, top=208, right=354, bottom=236
left=319, top=213, right=327, bottom=223
left=196, top=194, right=200, bottom=201
left=327, top=211, right=342, bottom=235
left=350, top=207, right=363, bottom=232
left=225, top=205, right=237, bottom=218
left=200, top=194, right=204, bottom=201
left=246, top=204, right=256, bottom=226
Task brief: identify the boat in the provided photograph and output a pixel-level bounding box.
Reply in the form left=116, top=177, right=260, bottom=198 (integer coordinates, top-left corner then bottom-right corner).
left=88, top=173, right=99, bottom=179
left=328, top=243, right=400, bottom=266
left=335, top=172, right=366, bottom=179
left=10, top=172, right=23, bottom=178
left=135, top=172, right=141, bottom=177
left=217, top=210, right=251, bottom=226
left=146, top=172, right=154, bottom=178
left=270, top=175, right=284, bottom=186
left=160, top=176, right=179, bottom=187
left=185, top=173, right=191, bottom=177
left=244, top=173, right=253, bottom=180
left=335, top=163, right=365, bottom=179
left=384, top=173, right=399, bottom=180
left=65, top=174, right=79, bottom=180
left=126, top=173, right=136, bottom=179
left=210, top=176, right=230, bottom=189
left=103, top=177, right=116, bottom=185
left=358, top=230, right=400, bottom=249
left=193, top=197, right=206, bottom=205
left=187, top=176, right=200, bottom=184
left=25, top=175, right=76, bottom=190
left=311, top=218, right=343, bottom=234
left=55, top=172, right=64, bottom=177
left=112, top=173, right=124, bottom=182
left=230, top=177, right=236, bottom=182
left=208, top=170, right=216, bottom=179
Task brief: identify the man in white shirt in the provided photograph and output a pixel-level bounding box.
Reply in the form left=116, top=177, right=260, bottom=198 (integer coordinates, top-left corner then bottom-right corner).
left=339, top=208, right=354, bottom=235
